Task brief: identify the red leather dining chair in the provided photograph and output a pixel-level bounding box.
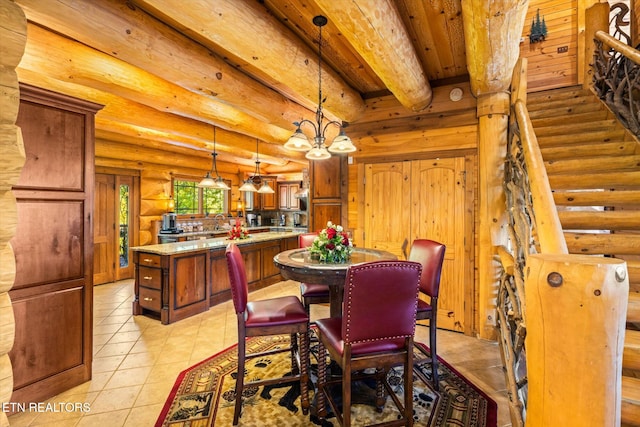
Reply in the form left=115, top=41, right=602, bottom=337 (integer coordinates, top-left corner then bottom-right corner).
left=315, top=260, right=422, bottom=427
left=408, top=239, right=446, bottom=390
left=225, top=243, right=310, bottom=425
left=298, top=232, right=330, bottom=316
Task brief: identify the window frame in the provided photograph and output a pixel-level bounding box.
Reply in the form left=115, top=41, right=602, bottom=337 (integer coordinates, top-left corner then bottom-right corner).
left=172, top=176, right=230, bottom=216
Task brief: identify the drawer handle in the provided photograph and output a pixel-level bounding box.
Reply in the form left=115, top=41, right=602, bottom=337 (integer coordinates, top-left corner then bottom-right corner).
left=143, top=276, right=153, bottom=280
left=143, top=297, right=153, bottom=302
left=143, top=258, right=153, bottom=263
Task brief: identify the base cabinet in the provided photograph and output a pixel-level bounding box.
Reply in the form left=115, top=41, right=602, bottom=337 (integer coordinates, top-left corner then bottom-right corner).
left=134, top=236, right=299, bottom=324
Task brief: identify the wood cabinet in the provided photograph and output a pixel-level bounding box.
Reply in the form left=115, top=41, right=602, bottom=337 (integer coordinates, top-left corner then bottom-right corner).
left=133, top=234, right=299, bottom=323
left=133, top=250, right=208, bottom=324
left=278, top=182, right=301, bottom=210
left=309, top=156, right=347, bottom=231
left=244, top=177, right=277, bottom=211
left=9, top=84, right=102, bottom=404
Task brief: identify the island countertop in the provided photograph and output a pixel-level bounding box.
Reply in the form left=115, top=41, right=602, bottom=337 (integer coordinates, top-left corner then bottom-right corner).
left=133, top=231, right=305, bottom=256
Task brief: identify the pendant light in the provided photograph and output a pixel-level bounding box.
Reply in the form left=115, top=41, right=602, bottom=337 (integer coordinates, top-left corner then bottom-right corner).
left=198, top=126, right=230, bottom=190
left=284, top=15, right=356, bottom=160
left=239, top=139, right=275, bottom=194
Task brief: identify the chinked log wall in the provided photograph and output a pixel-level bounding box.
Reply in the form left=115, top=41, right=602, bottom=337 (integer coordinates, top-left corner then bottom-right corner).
left=0, top=3, right=26, bottom=425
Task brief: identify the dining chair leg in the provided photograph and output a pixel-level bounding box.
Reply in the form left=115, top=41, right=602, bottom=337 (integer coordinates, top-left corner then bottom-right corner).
left=233, top=336, right=246, bottom=426
left=299, top=330, right=310, bottom=415
left=375, top=368, right=385, bottom=412
left=316, top=339, right=328, bottom=419
left=430, top=325, right=439, bottom=391
left=290, top=333, right=299, bottom=376
left=342, top=363, right=352, bottom=426
left=406, top=346, right=414, bottom=427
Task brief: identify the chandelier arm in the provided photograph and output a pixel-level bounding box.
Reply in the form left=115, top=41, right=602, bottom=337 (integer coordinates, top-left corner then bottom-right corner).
left=298, top=118, right=319, bottom=133
left=321, top=120, right=343, bottom=136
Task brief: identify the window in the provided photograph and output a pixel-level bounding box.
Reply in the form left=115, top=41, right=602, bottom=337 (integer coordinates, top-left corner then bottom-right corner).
left=119, top=184, right=130, bottom=267
left=173, top=178, right=229, bottom=215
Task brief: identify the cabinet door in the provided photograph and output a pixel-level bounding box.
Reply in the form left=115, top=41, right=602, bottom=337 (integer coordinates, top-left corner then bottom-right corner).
left=288, top=183, right=300, bottom=210
left=261, top=178, right=277, bottom=210
left=278, top=183, right=289, bottom=209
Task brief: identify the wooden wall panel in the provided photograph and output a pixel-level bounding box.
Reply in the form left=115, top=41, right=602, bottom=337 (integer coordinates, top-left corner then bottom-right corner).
left=11, top=201, right=84, bottom=288
left=16, top=102, right=85, bottom=190
left=520, top=0, right=579, bottom=92
left=10, top=286, right=84, bottom=389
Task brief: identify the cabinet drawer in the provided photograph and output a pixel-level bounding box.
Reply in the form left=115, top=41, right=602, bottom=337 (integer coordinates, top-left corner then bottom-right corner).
left=138, top=253, right=161, bottom=267
left=138, top=266, right=162, bottom=289
left=139, top=287, right=161, bottom=312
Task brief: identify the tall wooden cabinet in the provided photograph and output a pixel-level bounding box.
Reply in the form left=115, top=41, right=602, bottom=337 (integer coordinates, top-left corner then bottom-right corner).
left=309, top=156, right=348, bottom=231
left=9, top=84, right=101, bottom=404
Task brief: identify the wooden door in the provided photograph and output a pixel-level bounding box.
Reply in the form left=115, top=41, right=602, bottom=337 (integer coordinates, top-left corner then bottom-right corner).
left=364, top=157, right=470, bottom=333
left=94, top=174, right=115, bottom=285
left=364, top=162, right=411, bottom=255
left=410, top=158, right=467, bottom=332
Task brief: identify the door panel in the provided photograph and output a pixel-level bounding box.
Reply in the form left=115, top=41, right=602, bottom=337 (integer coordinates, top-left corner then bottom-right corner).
left=364, top=157, right=469, bottom=333
left=94, top=174, right=115, bottom=285
left=364, top=162, right=411, bottom=256
left=410, top=158, right=466, bottom=331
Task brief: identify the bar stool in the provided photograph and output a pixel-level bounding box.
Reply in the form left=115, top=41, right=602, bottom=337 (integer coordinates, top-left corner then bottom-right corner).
left=408, top=239, right=446, bottom=390
left=298, top=232, right=330, bottom=316
left=315, top=260, right=422, bottom=426
left=225, top=243, right=310, bottom=425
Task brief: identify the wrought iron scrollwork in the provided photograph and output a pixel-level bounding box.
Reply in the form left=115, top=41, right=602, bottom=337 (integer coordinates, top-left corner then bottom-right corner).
left=592, top=3, right=639, bottom=136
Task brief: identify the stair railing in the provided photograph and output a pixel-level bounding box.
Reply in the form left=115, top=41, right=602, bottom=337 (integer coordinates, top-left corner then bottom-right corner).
left=498, top=57, right=629, bottom=427
left=588, top=2, right=640, bottom=137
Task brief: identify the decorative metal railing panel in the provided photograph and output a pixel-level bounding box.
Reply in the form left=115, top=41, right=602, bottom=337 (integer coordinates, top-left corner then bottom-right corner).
left=592, top=3, right=639, bottom=136
left=497, top=120, right=538, bottom=427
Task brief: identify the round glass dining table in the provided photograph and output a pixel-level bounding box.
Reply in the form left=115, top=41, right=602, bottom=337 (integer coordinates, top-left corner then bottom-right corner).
left=273, top=247, right=397, bottom=317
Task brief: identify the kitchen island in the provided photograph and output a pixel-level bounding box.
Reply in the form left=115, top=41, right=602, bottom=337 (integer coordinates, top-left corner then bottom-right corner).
left=132, top=231, right=302, bottom=324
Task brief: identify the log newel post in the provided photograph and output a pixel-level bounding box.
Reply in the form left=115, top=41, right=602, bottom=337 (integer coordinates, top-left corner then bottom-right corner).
left=525, top=254, right=628, bottom=427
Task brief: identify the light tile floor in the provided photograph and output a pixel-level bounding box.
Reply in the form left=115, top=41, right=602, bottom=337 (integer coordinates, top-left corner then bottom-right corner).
left=7, top=279, right=512, bottom=426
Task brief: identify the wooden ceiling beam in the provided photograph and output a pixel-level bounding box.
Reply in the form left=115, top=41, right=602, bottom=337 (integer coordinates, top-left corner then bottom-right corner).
left=133, top=0, right=365, bottom=123
left=462, top=0, right=529, bottom=95
left=14, top=0, right=314, bottom=132
left=19, top=23, right=295, bottom=143
left=315, top=0, right=432, bottom=112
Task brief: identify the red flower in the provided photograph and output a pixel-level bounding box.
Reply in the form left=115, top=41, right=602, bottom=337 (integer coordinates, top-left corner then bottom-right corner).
left=326, top=242, right=335, bottom=250
left=326, top=227, right=337, bottom=239
left=341, top=233, right=350, bottom=246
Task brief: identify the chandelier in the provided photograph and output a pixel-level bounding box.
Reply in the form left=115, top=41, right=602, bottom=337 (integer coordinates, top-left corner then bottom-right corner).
left=284, top=15, right=356, bottom=160
left=239, top=139, right=275, bottom=193
left=198, top=126, right=230, bottom=190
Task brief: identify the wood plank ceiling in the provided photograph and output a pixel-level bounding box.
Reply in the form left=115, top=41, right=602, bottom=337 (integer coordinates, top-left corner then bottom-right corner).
left=14, top=0, right=471, bottom=174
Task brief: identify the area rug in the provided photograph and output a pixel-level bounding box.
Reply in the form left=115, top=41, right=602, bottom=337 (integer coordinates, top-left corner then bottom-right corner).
left=156, top=334, right=497, bottom=426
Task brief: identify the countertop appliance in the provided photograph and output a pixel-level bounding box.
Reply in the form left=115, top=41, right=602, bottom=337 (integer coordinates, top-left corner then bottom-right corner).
left=247, top=213, right=257, bottom=227
left=160, top=212, right=180, bottom=233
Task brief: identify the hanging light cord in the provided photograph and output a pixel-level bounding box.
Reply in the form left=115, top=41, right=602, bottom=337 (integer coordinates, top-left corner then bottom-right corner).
left=212, top=127, right=219, bottom=176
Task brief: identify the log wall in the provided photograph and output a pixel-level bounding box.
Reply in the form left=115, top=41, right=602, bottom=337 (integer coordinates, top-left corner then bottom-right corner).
left=0, top=2, right=26, bottom=424
left=520, top=0, right=579, bottom=91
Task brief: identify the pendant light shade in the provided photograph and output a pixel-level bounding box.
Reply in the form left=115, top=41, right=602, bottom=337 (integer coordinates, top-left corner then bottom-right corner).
left=327, top=129, right=357, bottom=153
left=284, top=126, right=313, bottom=151
left=284, top=15, right=355, bottom=161
left=198, top=126, right=230, bottom=190
left=239, top=179, right=257, bottom=192
left=257, top=180, right=275, bottom=194
left=240, top=139, right=274, bottom=193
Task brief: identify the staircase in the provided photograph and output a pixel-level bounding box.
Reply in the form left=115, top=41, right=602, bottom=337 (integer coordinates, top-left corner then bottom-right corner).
left=527, top=86, right=640, bottom=425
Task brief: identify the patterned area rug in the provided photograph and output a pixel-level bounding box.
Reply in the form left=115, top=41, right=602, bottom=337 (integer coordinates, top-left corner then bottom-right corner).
left=156, top=334, right=497, bottom=426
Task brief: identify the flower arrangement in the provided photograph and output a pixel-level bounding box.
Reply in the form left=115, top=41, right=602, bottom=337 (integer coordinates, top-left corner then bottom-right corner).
left=309, top=221, right=352, bottom=263
left=227, top=222, right=249, bottom=240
